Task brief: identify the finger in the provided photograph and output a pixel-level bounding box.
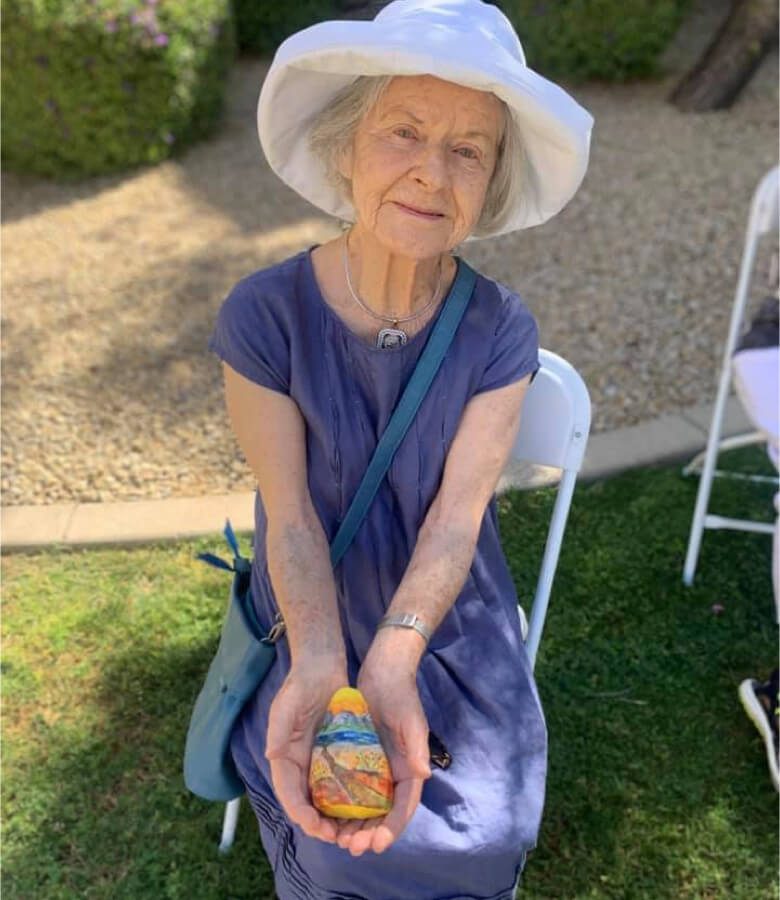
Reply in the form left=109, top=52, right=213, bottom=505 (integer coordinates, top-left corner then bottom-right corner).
left=268, top=756, right=305, bottom=819
left=313, top=814, right=339, bottom=843
left=265, top=703, right=293, bottom=760
left=269, top=758, right=336, bottom=842
left=266, top=690, right=316, bottom=762
left=401, top=716, right=432, bottom=780
left=371, top=777, right=424, bottom=853
left=297, top=767, right=340, bottom=843
left=408, top=748, right=432, bottom=780
left=294, top=803, right=339, bottom=843
left=379, top=718, right=431, bottom=782
left=346, top=821, right=380, bottom=857
left=335, top=818, right=364, bottom=849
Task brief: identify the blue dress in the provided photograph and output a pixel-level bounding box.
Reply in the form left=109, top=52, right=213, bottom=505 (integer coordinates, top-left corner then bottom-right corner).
left=207, top=247, right=547, bottom=900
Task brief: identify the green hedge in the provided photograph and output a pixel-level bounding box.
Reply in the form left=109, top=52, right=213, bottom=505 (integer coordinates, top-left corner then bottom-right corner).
left=1, top=0, right=694, bottom=181
left=231, top=1, right=692, bottom=82
left=2, top=0, right=237, bottom=180
left=500, top=0, right=693, bottom=82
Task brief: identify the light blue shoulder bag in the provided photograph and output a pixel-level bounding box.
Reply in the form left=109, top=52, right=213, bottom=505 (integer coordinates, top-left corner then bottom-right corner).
left=183, top=259, right=477, bottom=802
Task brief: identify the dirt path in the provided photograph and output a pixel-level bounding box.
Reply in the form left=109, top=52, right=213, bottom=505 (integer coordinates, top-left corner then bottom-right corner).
left=2, top=3, right=777, bottom=505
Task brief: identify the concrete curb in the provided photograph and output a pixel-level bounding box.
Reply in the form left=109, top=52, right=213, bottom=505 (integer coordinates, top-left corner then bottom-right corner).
left=1, top=397, right=754, bottom=553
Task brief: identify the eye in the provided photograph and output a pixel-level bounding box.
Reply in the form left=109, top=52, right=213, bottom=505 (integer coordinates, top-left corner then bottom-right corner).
left=455, top=146, right=479, bottom=160
left=394, top=127, right=416, bottom=139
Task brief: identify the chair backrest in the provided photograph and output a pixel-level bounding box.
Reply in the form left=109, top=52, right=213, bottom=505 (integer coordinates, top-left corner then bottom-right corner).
left=509, top=348, right=592, bottom=669
left=729, top=165, right=779, bottom=352
left=512, top=349, right=591, bottom=472
left=750, top=165, right=779, bottom=239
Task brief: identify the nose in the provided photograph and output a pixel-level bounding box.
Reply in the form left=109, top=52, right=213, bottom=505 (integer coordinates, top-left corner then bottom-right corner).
left=411, top=143, right=450, bottom=190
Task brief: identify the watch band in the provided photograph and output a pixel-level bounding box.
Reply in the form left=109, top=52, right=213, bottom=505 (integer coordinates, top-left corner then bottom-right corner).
left=377, top=612, right=432, bottom=643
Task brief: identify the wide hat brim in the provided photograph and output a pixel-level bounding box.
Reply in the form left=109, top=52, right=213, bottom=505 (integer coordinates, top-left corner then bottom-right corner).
left=257, top=3, right=594, bottom=238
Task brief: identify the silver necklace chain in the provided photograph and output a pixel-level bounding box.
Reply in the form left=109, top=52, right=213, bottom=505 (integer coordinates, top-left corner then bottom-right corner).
left=342, top=232, right=443, bottom=327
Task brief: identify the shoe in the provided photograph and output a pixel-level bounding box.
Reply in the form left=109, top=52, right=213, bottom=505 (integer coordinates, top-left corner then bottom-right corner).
left=738, top=669, right=779, bottom=793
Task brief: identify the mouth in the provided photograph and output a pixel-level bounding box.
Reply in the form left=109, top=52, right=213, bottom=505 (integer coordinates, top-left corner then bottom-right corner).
left=392, top=202, right=445, bottom=220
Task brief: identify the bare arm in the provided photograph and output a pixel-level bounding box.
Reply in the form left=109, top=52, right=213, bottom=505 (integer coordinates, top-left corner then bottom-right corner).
left=366, top=372, right=533, bottom=672
left=338, top=373, right=534, bottom=857
left=222, top=361, right=351, bottom=844
left=221, top=361, right=346, bottom=672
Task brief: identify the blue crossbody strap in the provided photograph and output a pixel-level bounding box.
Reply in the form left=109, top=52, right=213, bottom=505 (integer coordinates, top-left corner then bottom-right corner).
left=329, top=257, right=477, bottom=569
left=197, top=258, right=477, bottom=579
left=184, top=263, right=477, bottom=802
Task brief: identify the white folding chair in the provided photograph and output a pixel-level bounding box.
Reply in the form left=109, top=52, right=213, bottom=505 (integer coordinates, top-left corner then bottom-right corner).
left=511, top=348, right=591, bottom=668
left=682, top=165, right=780, bottom=588
left=217, top=346, right=591, bottom=852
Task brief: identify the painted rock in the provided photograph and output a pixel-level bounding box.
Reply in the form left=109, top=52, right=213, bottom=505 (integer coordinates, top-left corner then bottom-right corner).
left=309, top=687, right=393, bottom=819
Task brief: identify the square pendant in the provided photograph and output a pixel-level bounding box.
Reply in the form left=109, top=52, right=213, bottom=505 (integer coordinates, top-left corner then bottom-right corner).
left=376, top=327, right=408, bottom=349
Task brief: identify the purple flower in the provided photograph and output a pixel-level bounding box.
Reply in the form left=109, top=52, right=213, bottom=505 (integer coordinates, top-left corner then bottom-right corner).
left=130, top=7, right=160, bottom=38
left=154, top=32, right=168, bottom=46
left=105, top=18, right=118, bottom=33
left=710, top=603, right=725, bottom=616
left=163, top=132, right=175, bottom=144
left=34, top=54, right=49, bottom=67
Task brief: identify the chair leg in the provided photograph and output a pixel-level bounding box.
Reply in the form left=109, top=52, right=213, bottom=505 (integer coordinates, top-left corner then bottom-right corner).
left=218, top=798, right=241, bottom=854
left=684, top=169, right=768, bottom=586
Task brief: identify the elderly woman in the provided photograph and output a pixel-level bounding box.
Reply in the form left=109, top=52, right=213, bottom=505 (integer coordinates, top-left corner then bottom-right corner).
left=207, top=0, right=592, bottom=897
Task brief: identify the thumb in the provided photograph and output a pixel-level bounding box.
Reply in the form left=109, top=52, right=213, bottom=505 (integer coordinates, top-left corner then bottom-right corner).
left=265, top=698, right=296, bottom=760
left=402, top=720, right=432, bottom=779
left=411, top=751, right=433, bottom=780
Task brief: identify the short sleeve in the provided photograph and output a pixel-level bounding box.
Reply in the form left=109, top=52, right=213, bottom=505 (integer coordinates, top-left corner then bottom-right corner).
left=473, top=293, right=540, bottom=394
left=207, top=278, right=290, bottom=395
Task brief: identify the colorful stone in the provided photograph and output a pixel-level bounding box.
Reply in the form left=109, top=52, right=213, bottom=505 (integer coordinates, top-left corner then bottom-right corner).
left=308, top=687, right=394, bottom=819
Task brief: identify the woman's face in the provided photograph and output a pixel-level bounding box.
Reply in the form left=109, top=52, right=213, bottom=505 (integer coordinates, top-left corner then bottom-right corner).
left=339, top=75, right=504, bottom=259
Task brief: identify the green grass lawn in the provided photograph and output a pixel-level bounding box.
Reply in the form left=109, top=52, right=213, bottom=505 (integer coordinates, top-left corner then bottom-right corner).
left=2, top=447, right=778, bottom=899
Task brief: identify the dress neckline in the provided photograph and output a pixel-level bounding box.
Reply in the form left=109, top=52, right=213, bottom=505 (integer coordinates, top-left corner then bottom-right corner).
left=303, top=244, right=457, bottom=355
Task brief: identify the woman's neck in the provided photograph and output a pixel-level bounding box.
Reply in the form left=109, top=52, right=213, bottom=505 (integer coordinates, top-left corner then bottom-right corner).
left=344, top=226, right=453, bottom=320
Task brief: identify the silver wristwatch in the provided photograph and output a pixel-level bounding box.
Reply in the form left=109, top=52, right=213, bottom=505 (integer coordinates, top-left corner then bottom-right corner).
left=377, top=612, right=432, bottom=643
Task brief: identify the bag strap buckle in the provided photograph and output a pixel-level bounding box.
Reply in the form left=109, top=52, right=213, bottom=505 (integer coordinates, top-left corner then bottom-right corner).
left=196, top=519, right=287, bottom=644
left=263, top=611, right=287, bottom=645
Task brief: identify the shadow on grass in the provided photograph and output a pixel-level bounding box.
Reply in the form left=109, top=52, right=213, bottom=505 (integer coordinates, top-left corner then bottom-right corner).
left=504, top=453, right=778, bottom=899
left=5, top=639, right=278, bottom=899
left=2, top=450, right=778, bottom=899
left=2, top=539, right=278, bottom=900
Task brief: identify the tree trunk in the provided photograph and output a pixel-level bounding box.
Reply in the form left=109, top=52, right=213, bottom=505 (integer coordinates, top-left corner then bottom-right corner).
left=669, top=0, right=778, bottom=111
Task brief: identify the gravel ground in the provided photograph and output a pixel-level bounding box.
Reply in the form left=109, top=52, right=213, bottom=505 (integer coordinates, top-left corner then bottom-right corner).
left=2, top=1, right=778, bottom=506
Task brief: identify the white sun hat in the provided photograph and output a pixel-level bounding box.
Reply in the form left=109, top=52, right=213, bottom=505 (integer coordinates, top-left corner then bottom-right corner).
left=257, top=0, right=594, bottom=238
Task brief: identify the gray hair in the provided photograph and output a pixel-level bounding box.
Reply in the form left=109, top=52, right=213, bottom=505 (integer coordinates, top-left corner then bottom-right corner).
left=308, top=75, right=536, bottom=238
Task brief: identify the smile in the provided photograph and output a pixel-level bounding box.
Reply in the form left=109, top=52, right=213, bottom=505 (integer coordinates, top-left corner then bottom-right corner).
left=392, top=202, right=445, bottom=220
